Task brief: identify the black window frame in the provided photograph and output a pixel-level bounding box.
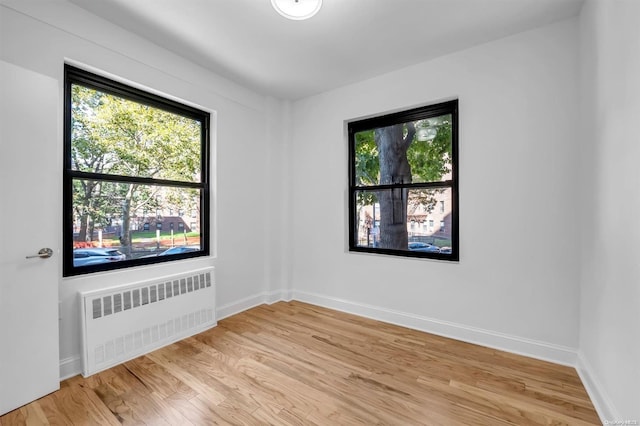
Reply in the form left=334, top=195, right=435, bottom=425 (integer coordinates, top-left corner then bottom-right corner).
left=63, top=65, right=210, bottom=276
left=348, top=99, right=459, bottom=261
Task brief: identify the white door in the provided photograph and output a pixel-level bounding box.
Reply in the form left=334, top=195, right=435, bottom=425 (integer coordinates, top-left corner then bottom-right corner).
left=0, top=61, right=60, bottom=415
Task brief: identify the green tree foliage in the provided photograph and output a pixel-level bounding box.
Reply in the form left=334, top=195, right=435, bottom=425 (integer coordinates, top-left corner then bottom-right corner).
left=355, top=115, right=452, bottom=186
left=407, top=116, right=452, bottom=183
left=354, top=130, right=379, bottom=186
left=71, top=85, right=202, bottom=251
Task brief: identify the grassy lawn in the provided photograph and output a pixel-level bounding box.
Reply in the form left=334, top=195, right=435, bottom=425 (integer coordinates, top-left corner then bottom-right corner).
left=128, top=230, right=200, bottom=242
left=84, top=231, right=201, bottom=249
left=432, top=237, right=452, bottom=248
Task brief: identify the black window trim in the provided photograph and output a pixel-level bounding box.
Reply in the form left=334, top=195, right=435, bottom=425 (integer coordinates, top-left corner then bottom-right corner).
left=347, top=99, right=459, bottom=261
left=63, top=64, right=210, bottom=276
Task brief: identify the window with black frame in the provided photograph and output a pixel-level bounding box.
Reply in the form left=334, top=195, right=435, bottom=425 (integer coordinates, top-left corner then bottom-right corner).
left=63, top=65, right=210, bottom=276
left=348, top=100, right=458, bottom=260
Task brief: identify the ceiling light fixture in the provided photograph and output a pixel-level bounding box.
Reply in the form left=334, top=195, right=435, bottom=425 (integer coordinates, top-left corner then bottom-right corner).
left=271, top=0, right=322, bottom=20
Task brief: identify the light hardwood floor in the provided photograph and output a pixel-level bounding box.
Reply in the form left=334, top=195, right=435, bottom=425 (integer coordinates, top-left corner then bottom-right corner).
left=1, top=301, right=600, bottom=425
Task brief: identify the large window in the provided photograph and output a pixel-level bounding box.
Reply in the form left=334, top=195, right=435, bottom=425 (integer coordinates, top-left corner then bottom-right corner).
left=348, top=100, right=458, bottom=260
left=63, top=65, right=210, bottom=276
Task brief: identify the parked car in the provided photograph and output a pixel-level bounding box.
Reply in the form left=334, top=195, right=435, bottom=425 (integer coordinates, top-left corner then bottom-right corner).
left=158, top=246, right=200, bottom=256
left=138, top=246, right=200, bottom=259
left=408, top=242, right=440, bottom=253
left=439, top=246, right=452, bottom=254
left=73, top=248, right=126, bottom=267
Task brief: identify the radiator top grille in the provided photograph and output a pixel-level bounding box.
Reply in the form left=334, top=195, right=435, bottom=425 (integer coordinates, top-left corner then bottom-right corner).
left=91, top=272, right=212, bottom=320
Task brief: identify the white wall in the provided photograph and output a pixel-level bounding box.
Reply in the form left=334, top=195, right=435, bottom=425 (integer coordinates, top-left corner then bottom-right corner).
left=262, top=97, right=295, bottom=304
left=578, top=0, right=640, bottom=421
left=0, top=2, right=285, bottom=377
left=290, top=19, right=582, bottom=364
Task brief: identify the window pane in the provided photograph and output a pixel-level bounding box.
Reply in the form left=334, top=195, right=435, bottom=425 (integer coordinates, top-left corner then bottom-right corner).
left=71, top=179, right=201, bottom=267
left=354, top=188, right=453, bottom=254
left=71, top=85, right=202, bottom=183
left=353, top=113, right=453, bottom=186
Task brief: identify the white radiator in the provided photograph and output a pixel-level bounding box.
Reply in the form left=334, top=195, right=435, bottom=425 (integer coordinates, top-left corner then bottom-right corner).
left=79, top=267, right=216, bottom=377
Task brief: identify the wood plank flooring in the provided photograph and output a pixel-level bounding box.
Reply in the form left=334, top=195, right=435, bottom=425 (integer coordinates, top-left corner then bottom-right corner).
left=1, top=301, right=600, bottom=425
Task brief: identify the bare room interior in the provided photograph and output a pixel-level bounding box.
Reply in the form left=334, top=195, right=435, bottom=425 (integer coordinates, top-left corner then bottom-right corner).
left=1, top=0, right=638, bottom=424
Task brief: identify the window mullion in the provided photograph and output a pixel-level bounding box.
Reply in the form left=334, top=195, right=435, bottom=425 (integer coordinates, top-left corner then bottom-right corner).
left=67, top=170, right=204, bottom=190
left=351, top=181, right=454, bottom=192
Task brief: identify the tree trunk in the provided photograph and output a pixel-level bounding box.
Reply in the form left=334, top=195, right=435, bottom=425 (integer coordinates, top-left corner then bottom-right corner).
left=87, top=216, right=95, bottom=242
left=77, top=180, right=97, bottom=242
left=120, top=184, right=135, bottom=258
left=374, top=123, right=415, bottom=250
left=77, top=211, right=88, bottom=242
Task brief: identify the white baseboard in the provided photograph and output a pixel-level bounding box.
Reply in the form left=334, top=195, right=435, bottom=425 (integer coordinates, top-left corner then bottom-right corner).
left=292, top=290, right=578, bottom=367
left=216, top=293, right=267, bottom=321
left=576, top=351, right=616, bottom=424
left=215, top=289, right=293, bottom=321
left=266, top=288, right=294, bottom=304
left=59, top=356, right=82, bottom=381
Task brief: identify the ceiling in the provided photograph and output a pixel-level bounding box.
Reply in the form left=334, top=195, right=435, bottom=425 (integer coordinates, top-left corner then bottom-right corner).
left=68, top=0, right=584, bottom=100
